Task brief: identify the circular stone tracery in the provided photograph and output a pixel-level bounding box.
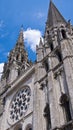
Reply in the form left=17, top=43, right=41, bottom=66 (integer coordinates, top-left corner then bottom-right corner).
left=10, top=87, right=31, bottom=122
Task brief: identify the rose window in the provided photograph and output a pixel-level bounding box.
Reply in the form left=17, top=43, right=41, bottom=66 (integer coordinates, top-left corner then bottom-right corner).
left=10, top=87, right=31, bottom=122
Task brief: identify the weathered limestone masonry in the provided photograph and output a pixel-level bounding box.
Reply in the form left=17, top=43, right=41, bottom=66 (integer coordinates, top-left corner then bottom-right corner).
left=0, top=1, right=73, bottom=130
left=61, top=39, right=73, bottom=117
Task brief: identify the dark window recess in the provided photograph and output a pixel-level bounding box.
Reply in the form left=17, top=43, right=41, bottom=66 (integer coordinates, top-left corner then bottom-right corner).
left=18, top=69, right=20, bottom=76
left=26, top=125, right=32, bottom=130
left=16, top=54, right=19, bottom=60
left=49, top=42, right=54, bottom=51
left=47, top=30, right=49, bottom=34
left=6, top=69, right=10, bottom=80
left=21, top=56, right=24, bottom=62
left=61, top=29, right=67, bottom=39
left=64, top=101, right=72, bottom=122
left=44, top=103, right=51, bottom=130
left=9, top=57, right=11, bottom=61
left=29, top=128, right=32, bottom=130
left=55, top=50, right=62, bottom=62
left=57, top=30, right=60, bottom=45
left=60, top=93, right=72, bottom=122
left=3, top=97, right=6, bottom=105
left=18, top=128, right=22, bottom=130
left=44, top=60, right=49, bottom=72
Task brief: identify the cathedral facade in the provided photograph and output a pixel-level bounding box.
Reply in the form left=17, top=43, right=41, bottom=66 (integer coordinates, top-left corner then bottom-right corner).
left=0, top=1, right=73, bottom=130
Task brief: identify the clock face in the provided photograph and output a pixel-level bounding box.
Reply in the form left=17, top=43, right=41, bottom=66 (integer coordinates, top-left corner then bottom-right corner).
left=10, top=87, right=31, bottom=122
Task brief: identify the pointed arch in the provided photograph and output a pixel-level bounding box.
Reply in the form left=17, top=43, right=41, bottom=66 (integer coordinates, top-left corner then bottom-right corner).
left=55, top=50, right=62, bottom=62
left=49, top=42, right=54, bottom=51
left=14, top=123, right=22, bottom=130
left=25, top=124, right=32, bottom=130
left=61, top=29, right=67, bottom=39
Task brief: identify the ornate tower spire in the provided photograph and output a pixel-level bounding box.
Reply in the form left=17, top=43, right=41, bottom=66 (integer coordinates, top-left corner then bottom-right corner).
left=1, top=26, right=30, bottom=84
left=15, top=25, right=25, bottom=50
left=8, top=26, right=28, bottom=64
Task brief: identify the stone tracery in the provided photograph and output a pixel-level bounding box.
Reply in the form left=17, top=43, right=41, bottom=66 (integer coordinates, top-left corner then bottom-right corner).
left=10, top=87, right=31, bottom=122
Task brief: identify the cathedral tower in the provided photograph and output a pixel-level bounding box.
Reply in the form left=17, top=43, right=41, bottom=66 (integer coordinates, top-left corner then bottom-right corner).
left=35, top=1, right=73, bottom=130
left=1, top=26, right=30, bottom=84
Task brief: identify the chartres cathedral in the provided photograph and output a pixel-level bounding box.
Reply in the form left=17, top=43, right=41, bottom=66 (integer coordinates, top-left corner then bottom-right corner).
left=0, top=1, right=73, bottom=130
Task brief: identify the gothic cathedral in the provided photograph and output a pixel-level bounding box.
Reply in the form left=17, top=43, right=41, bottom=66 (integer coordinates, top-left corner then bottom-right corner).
left=0, top=1, right=73, bottom=130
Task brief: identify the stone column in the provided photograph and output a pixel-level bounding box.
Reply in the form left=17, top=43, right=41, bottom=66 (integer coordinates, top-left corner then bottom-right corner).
left=47, top=71, right=65, bottom=128
left=47, top=71, right=58, bottom=129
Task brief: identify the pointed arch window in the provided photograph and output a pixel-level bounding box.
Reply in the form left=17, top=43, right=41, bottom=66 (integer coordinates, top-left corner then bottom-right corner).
left=16, top=54, right=19, bottom=60
left=21, top=55, right=24, bottom=62
left=25, top=124, right=32, bottom=130
left=14, top=124, right=22, bottom=130
left=43, top=59, right=49, bottom=72
left=18, top=128, right=22, bottom=130
left=44, top=103, right=51, bottom=130
left=61, top=29, right=67, bottom=39
left=18, top=69, right=20, bottom=76
left=60, top=93, right=72, bottom=122
left=49, top=42, right=54, bottom=51
left=6, top=69, right=10, bottom=80
left=55, top=50, right=62, bottom=62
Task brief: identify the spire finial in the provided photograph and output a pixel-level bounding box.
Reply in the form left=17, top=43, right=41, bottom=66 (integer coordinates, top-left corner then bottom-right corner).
left=20, top=24, right=24, bottom=31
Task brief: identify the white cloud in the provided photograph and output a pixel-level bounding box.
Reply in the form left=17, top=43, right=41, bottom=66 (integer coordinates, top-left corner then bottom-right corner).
left=23, top=28, right=42, bottom=52
left=0, top=63, right=4, bottom=79
left=34, top=12, right=45, bottom=19
left=0, top=20, right=4, bottom=28
left=36, top=12, right=45, bottom=19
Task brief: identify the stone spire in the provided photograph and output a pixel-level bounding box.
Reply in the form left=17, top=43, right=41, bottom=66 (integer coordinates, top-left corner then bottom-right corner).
left=47, top=0, right=67, bottom=27
left=8, top=26, right=28, bottom=64
left=15, top=25, right=25, bottom=50
left=1, top=26, right=30, bottom=84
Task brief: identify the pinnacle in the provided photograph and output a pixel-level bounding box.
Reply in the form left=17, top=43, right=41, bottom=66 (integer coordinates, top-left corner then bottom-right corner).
left=39, top=37, right=43, bottom=47
left=20, top=24, right=24, bottom=32
left=17, top=26, right=24, bottom=46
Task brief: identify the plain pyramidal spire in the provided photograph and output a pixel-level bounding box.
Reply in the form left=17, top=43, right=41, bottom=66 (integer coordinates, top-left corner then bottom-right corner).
left=47, top=0, right=67, bottom=27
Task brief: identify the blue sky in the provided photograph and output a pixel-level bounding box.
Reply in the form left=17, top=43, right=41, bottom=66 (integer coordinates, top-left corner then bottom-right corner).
left=0, top=0, right=73, bottom=66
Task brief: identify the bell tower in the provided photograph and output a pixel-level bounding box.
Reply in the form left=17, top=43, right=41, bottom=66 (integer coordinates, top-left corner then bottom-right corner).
left=34, top=1, right=73, bottom=130
left=1, top=26, right=30, bottom=84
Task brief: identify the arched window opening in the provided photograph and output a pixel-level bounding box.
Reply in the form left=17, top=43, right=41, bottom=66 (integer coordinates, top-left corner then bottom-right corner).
left=6, top=69, right=10, bottom=80
left=61, top=29, right=67, bottom=39
left=3, top=97, right=6, bottom=106
left=44, top=103, right=51, bottom=130
left=57, top=30, right=60, bottom=45
left=21, top=55, right=24, bottom=63
left=16, top=54, right=19, bottom=60
left=47, top=30, right=49, bottom=34
left=55, top=50, right=62, bottom=62
left=14, top=124, right=22, bottom=130
left=49, top=42, right=54, bottom=51
left=25, top=124, right=32, bottom=130
left=60, top=93, right=72, bottom=122
left=64, top=101, right=72, bottom=122
left=18, top=69, right=20, bottom=76
left=18, top=128, right=22, bottom=130
left=44, top=59, right=49, bottom=72
left=9, top=56, right=11, bottom=62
